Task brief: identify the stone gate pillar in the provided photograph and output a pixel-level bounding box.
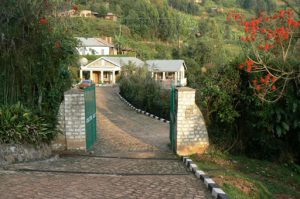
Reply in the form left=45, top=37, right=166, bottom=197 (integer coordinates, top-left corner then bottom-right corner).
left=52, top=89, right=86, bottom=151
left=64, top=89, right=86, bottom=150
left=175, top=87, right=209, bottom=155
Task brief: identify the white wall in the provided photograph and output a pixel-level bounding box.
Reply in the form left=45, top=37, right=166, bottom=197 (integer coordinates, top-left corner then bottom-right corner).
left=77, top=46, right=110, bottom=55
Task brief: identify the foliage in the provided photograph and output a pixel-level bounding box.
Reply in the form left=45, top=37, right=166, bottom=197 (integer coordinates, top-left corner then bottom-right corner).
left=69, top=17, right=131, bottom=38
left=237, top=74, right=300, bottom=161
left=188, top=60, right=242, bottom=151
left=237, top=0, right=277, bottom=14
left=87, top=0, right=199, bottom=41
left=168, top=0, right=200, bottom=15
left=0, top=0, right=78, bottom=143
left=184, top=9, right=299, bottom=163
left=228, top=9, right=300, bottom=102
left=0, top=103, right=57, bottom=145
left=179, top=18, right=229, bottom=69
left=188, top=55, right=300, bottom=162
left=119, top=67, right=170, bottom=120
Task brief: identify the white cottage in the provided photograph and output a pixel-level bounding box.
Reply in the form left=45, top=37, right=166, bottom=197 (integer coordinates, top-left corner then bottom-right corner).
left=80, top=56, right=144, bottom=84
left=146, top=60, right=187, bottom=87
left=76, top=37, right=117, bottom=56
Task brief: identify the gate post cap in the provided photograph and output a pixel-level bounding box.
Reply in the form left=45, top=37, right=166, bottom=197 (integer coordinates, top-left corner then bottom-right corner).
left=176, top=87, right=195, bottom=92
left=65, top=88, right=84, bottom=95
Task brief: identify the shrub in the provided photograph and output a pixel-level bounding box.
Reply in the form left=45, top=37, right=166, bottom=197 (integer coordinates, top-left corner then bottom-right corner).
left=0, top=103, right=57, bottom=145
left=191, top=59, right=300, bottom=163
left=0, top=0, right=78, bottom=135
left=119, top=67, right=170, bottom=120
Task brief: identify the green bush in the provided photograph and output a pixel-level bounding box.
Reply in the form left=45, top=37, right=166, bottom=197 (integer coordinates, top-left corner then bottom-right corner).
left=189, top=59, right=300, bottom=163
left=0, top=103, right=57, bottom=145
left=119, top=67, right=170, bottom=120
left=0, top=0, right=78, bottom=134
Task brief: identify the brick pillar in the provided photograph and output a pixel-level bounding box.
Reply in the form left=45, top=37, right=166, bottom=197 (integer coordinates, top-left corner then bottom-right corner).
left=175, top=87, right=209, bottom=156
left=64, top=89, right=86, bottom=151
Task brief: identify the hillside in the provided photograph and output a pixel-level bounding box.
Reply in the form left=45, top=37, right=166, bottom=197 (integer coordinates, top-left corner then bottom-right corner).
left=68, top=0, right=297, bottom=63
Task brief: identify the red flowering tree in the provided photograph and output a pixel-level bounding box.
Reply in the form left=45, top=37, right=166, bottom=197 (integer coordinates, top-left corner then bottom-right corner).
left=0, top=0, right=79, bottom=116
left=228, top=9, right=300, bottom=102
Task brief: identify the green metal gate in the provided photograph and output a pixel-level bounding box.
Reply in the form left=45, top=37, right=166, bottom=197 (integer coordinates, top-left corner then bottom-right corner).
left=84, top=85, right=97, bottom=150
left=169, top=83, right=176, bottom=152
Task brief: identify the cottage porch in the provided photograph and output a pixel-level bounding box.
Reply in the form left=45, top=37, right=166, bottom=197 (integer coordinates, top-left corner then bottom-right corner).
left=80, top=69, right=119, bottom=84
left=151, top=71, right=187, bottom=86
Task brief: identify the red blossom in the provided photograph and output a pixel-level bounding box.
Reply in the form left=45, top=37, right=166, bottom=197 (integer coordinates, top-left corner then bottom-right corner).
left=256, top=85, right=261, bottom=91
left=39, top=18, right=48, bottom=25
left=246, top=59, right=254, bottom=67
left=247, top=66, right=252, bottom=73
left=279, top=10, right=285, bottom=18
left=260, top=28, right=266, bottom=34
left=265, top=43, right=270, bottom=51
left=232, top=9, right=296, bottom=99
left=267, top=33, right=273, bottom=39
left=245, top=36, right=251, bottom=42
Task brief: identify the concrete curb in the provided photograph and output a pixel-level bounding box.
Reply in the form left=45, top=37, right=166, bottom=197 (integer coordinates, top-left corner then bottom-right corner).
left=181, top=157, right=230, bottom=199
left=116, top=92, right=170, bottom=124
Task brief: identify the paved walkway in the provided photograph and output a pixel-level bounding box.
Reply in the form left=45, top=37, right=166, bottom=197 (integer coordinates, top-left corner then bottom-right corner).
left=0, top=87, right=210, bottom=199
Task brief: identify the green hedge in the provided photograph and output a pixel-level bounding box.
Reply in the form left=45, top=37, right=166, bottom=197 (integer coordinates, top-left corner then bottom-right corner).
left=119, top=68, right=170, bottom=120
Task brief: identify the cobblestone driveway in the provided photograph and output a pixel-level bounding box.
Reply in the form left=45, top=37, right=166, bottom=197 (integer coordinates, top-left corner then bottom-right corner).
left=0, top=87, right=210, bottom=199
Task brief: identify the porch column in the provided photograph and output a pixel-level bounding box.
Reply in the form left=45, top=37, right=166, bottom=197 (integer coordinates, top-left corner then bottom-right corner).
left=109, top=72, right=113, bottom=84
left=175, top=72, right=178, bottom=85
left=89, top=70, right=93, bottom=81
left=80, top=70, right=83, bottom=80
left=162, top=72, right=166, bottom=80
left=100, top=71, right=104, bottom=84
left=151, top=72, right=154, bottom=78
left=112, top=70, right=116, bottom=84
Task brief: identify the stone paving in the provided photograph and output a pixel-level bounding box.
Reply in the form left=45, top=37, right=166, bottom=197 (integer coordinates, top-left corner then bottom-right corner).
left=8, top=156, right=188, bottom=175
left=0, top=87, right=211, bottom=199
left=0, top=171, right=207, bottom=199
left=94, top=87, right=172, bottom=156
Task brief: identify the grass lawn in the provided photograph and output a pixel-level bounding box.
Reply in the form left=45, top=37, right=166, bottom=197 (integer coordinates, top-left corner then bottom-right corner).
left=190, top=151, right=300, bottom=199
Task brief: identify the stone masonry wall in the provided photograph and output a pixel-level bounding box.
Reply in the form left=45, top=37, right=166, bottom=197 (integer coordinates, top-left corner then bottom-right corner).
left=52, top=89, right=86, bottom=151
left=52, top=101, right=66, bottom=151
left=175, top=87, right=209, bottom=156
left=64, top=89, right=86, bottom=151
left=0, top=144, right=52, bottom=166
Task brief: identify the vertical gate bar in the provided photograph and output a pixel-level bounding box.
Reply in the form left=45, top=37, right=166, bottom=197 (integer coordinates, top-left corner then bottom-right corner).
left=169, top=82, right=176, bottom=152
left=93, top=85, right=97, bottom=142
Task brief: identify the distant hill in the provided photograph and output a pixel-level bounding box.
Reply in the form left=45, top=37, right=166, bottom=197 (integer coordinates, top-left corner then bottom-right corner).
left=68, top=0, right=298, bottom=62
